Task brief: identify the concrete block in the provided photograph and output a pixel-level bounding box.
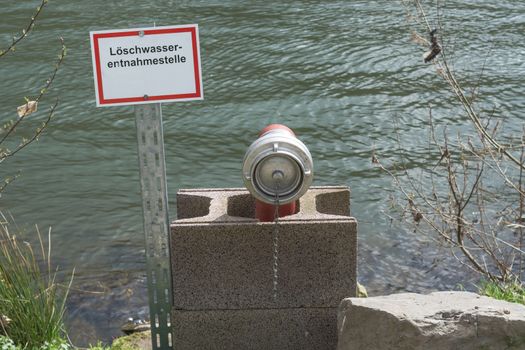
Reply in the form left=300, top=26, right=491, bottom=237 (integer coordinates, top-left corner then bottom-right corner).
left=172, top=308, right=337, bottom=350
left=170, top=186, right=357, bottom=349
left=171, top=186, right=356, bottom=309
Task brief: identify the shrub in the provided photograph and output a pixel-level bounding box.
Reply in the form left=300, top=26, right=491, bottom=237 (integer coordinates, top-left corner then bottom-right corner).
left=0, top=336, right=18, bottom=350
left=0, top=214, right=72, bottom=348
left=480, top=280, right=525, bottom=306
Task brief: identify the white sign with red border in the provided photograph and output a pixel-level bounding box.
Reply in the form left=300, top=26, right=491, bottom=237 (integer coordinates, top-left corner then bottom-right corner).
left=90, top=24, right=203, bottom=107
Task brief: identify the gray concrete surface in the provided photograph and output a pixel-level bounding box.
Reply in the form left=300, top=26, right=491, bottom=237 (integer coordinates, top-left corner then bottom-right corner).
left=337, top=291, right=525, bottom=350
left=173, top=308, right=336, bottom=350
left=170, top=186, right=357, bottom=349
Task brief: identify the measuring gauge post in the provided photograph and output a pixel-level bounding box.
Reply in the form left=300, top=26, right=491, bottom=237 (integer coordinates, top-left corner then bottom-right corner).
left=242, top=124, right=314, bottom=206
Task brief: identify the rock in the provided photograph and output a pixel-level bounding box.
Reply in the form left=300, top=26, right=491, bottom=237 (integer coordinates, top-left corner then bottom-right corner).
left=121, top=317, right=150, bottom=335
left=337, top=291, right=525, bottom=350
left=112, top=330, right=151, bottom=350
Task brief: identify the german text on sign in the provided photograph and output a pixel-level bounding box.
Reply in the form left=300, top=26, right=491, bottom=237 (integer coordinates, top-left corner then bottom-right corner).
left=90, top=24, right=203, bottom=107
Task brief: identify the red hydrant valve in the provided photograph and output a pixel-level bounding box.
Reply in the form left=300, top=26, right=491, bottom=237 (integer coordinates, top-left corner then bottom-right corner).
left=242, top=124, right=314, bottom=221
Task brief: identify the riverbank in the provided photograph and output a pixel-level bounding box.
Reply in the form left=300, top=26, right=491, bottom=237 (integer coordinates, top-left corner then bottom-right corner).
left=89, top=331, right=151, bottom=350
left=0, top=332, right=150, bottom=350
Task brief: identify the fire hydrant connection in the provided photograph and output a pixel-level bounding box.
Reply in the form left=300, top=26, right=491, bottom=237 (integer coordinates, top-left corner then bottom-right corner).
left=242, top=124, right=314, bottom=221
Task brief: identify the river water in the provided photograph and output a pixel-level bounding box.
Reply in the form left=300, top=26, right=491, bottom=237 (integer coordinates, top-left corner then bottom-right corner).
left=1, top=0, right=524, bottom=345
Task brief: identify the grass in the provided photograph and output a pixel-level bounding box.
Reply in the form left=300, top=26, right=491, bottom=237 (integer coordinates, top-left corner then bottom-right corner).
left=0, top=211, right=142, bottom=349
left=87, top=342, right=110, bottom=350
left=479, top=280, right=525, bottom=305
left=0, top=213, right=73, bottom=349
left=87, top=331, right=150, bottom=350
left=0, top=336, right=70, bottom=350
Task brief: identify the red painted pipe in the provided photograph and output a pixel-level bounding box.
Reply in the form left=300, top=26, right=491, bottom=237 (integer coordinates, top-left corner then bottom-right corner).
left=256, top=200, right=296, bottom=222
left=255, top=124, right=297, bottom=222
left=258, top=123, right=295, bottom=138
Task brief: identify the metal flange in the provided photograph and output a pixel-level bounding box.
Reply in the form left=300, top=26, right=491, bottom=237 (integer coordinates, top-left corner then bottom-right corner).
left=242, top=128, right=313, bottom=205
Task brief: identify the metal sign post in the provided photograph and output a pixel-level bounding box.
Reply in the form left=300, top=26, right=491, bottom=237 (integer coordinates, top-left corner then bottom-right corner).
left=135, top=103, right=173, bottom=349
left=89, top=24, right=203, bottom=350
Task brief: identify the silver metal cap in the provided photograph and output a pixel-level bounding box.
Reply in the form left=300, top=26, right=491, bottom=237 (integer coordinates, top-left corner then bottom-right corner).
left=242, top=129, right=313, bottom=204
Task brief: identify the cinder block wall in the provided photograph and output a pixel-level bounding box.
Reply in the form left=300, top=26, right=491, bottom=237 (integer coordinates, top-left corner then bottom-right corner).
left=170, top=186, right=357, bottom=350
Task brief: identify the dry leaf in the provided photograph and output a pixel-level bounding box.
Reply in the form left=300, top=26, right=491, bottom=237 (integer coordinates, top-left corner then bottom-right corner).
left=17, top=100, right=38, bottom=118
left=411, top=30, right=429, bottom=47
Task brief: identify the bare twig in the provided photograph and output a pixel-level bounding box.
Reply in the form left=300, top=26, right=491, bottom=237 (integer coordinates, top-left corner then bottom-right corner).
left=391, top=0, right=525, bottom=285
left=0, top=0, right=49, bottom=58
left=406, top=0, right=525, bottom=170
left=0, top=38, right=66, bottom=164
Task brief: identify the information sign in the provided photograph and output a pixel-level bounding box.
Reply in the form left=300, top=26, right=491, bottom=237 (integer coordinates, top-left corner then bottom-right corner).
left=90, top=24, right=203, bottom=106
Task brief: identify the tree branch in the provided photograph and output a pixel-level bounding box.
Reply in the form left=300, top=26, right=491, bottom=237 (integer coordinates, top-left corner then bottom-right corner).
left=0, top=38, right=65, bottom=164
left=0, top=0, right=49, bottom=58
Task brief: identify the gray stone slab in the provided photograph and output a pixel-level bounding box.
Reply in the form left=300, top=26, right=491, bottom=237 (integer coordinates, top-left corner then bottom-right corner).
left=172, top=308, right=337, bottom=350
left=337, top=292, right=525, bottom=350
left=170, top=187, right=357, bottom=310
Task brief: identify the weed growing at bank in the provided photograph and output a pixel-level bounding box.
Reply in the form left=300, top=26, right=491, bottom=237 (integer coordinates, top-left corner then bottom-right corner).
left=0, top=336, right=70, bottom=350
left=0, top=1, right=72, bottom=348
left=480, top=281, right=525, bottom=306
left=0, top=214, right=72, bottom=348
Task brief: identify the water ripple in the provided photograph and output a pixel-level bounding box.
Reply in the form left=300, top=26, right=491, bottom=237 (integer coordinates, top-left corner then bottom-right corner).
left=1, top=0, right=524, bottom=345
